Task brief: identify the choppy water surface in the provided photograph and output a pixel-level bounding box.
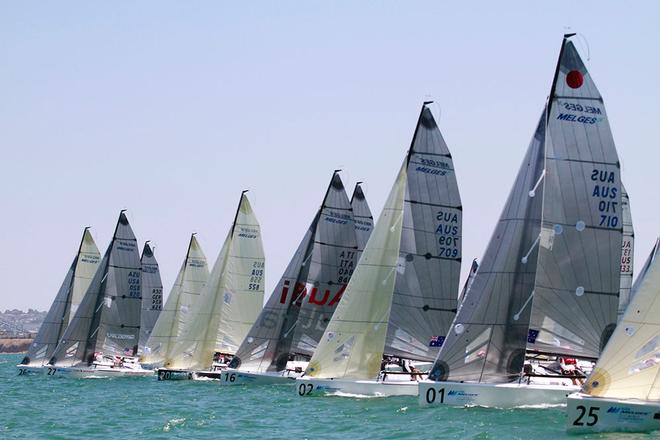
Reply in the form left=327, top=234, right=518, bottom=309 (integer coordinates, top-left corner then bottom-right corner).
left=0, top=355, right=652, bottom=439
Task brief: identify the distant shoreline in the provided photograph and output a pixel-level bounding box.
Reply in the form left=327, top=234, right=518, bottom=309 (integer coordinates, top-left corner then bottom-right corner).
left=0, top=338, right=32, bottom=354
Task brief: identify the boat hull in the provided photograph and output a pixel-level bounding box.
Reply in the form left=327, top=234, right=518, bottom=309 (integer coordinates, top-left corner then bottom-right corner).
left=296, top=377, right=419, bottom=397
left=418, top=380, right=577, bottom=408
left=218, top=369, right=299, bottom=386
left=43, top=365, right=154, bottom=378
left=566, top=392, right=660, bottom=433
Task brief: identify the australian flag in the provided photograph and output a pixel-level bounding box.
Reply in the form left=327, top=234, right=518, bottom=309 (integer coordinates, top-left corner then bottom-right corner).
left=429, top=336, right=446, bottom=347
left=527, top=329, right=540, bottom=344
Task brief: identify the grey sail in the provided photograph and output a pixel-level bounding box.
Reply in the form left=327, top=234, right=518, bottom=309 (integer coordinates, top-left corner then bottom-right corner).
left=350, top=183, right=374, bottom=255
left=527, top=36, right=623, bottom=359
left=231, top=172, right=358, bottom=372
left=384, top=102, right=463, bottom=362
left=139, top=242, right=163, bottom=353
left=617, top=187, right=634, bottom=321
left=285, top=172, right=358, bottom=361
left=429, top=109, right=547, bottom=383
left=22, top=228, right=101, bottom=366
left=49, top=212, right=143, bottom=366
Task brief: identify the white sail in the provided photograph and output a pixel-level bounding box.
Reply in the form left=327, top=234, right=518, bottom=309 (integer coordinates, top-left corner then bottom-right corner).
left=68, top=229, right=102, bottom=322
left=618, top=188, right=635, bottom=321
left=306, top=163, right=407, bottom=380
left=167, top=193, right=265, bottom=370
left=142, top=235, right=209, bottom=365
left=582, top=239, right=660, bottom=401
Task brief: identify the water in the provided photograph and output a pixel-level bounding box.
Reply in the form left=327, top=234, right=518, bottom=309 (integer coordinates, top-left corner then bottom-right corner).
left=1, top=355, right=652, bottom=439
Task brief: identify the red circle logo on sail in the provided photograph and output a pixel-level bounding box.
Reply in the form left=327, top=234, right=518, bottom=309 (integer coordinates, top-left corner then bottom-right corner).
left=566, top=70, right=584, bottom=89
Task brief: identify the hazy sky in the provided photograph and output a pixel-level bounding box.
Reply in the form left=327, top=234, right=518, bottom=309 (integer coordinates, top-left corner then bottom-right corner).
left=1, top=1, right=658, bottom=311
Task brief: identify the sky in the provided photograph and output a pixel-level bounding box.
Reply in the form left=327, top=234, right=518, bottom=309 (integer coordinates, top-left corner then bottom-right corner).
left=1, top=1, right=658, bottom=311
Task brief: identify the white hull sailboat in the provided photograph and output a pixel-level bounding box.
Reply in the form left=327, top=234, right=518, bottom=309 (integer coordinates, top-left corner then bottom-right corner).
left=158, top=192, right=265, bottom=381
left=297, top=102, right=463, bottom=398
left=566, top=239, right=660, bottom=433
left=420, top=34, right=627, bottom=409
left=223, top=176, right=368, bottom=387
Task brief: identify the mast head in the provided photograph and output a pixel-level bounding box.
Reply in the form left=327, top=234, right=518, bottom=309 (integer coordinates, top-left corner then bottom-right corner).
left=564, top=32, right=577, bottom=39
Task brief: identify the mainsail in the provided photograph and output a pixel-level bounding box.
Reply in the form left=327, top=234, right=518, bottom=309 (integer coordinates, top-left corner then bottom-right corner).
left=306, top=102, right=462, bottom=380
left=166, top=192, right=265, bottom=370
left=21, top=228, right=101, bottom=366
left=142, top=234, right=209, bottom=365
left=139, top=242, right=163, bottom=353
left=230, top=172, right=360, bottom=373
left=582, top=239, right=660, bottom=401
left=429, top=34, right=623, bottom=383
left=49, top=212, right=143, bottom=366
left=617, top=188, right=635, bottom=321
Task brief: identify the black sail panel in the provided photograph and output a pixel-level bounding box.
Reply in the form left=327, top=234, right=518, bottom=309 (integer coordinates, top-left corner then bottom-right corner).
left=429, top=109, right=546, bottom=383
left=385, top=103, right=463, bottom=362
left=528, top=37, right=623, bottom=359
left=139, top=242, right=162, bottom=353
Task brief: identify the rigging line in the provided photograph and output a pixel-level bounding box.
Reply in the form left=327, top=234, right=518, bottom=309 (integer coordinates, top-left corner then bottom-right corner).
left=528, top=169, right=546, bottom=198
left=521, top=234, right=541, bottom=265
left=513, top=290, right=535, bottom=321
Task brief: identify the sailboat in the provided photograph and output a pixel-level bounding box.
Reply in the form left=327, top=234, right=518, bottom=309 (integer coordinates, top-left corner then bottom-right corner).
left=157, top=192, right=265, bottom=380
left=46, top=211, right=153, bottom=377
left=566, top=239, right=660, bottom=433
left=419, top=34, right=625, bottom=407
left=17, top=228, right=101, bottom=374
left=142, top=234, right=209, bottom=368
left=138, top=242, right=163, bottom=354
left=219, top=173, right=361, bottom=386
left=296, top=101, right=462, bottom=397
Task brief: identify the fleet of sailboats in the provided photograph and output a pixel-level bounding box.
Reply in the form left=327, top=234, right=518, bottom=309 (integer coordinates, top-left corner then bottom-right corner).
left=15, top=34, right=657, bottom=434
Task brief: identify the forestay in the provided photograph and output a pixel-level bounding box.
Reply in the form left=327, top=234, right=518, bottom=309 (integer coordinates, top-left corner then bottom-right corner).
left=230, top=172, right=360, bottom=373
left=21, top=228, right=101, bottom=366
left=139, top=242, right=163, bottom=354
left=49, top=212, right=143, bottom=366
left=582, top=239, right=660, bottom=401
left=142, top=235, right=209, bottom=365
left=167, top=193, right=265, bottom=370
left=307, top=102, right=462, bottom=380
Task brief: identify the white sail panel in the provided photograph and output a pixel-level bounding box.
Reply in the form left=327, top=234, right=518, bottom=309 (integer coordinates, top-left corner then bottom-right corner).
left=529, top=37, right=622, bottom=359
left=143, top=235, right=209, bottom=365
left=306, top=163, right=407, bottom=380
left=69, top=229, right=102, bottom=322
left=617, top=188, right=635, bottom=321
left=582, top=240, right=660, bottom=401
